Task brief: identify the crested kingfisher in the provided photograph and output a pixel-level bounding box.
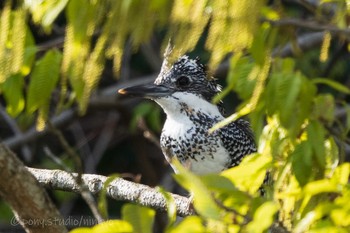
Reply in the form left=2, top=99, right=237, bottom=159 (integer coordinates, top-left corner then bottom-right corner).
left=118, top=55, right=256, bottom=175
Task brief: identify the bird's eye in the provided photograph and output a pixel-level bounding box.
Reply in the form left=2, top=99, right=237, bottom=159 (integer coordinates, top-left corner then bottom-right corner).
left=176, top=76, right=190, bottom=87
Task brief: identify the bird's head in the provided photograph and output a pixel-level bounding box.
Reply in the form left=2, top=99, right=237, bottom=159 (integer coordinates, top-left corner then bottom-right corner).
left=118, top=55, right=224, bottom=116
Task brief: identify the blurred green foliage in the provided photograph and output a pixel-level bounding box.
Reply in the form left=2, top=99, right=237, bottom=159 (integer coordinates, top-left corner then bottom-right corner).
left=0, top=0, right=350, bottom=232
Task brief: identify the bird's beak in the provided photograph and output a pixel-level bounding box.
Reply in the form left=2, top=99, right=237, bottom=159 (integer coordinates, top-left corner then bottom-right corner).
left=118, top=83, right=173, bottom=98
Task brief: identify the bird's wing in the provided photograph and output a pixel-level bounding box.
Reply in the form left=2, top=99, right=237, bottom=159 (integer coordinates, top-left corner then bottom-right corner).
left=218, top=119, right=257, bottom=167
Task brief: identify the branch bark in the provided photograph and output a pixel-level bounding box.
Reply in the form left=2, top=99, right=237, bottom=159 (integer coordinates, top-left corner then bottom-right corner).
left=27, top=167, right=193, bottom=217
left=0, top=144, right=67, bottom=233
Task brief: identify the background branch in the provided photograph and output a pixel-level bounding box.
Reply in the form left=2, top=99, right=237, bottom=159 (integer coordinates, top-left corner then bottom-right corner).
left=264, top=18, right=350, bottom=36
left=3, top=74, right=157, bottom=150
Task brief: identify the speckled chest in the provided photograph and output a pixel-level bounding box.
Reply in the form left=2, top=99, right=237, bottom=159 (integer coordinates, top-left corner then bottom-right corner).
left=160, top=103, right=226, bottom=166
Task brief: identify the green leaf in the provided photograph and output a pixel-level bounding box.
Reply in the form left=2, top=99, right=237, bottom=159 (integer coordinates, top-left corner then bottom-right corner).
left=70, top=220, right=133, bottom=233
left=307, top=120, right=326, bottom=170
left=265, top=68, right=302, bottom=129
left=228, top=57, right=256, bottom=100
left=221, top=153, right=271, bottom=195
left=312, top=78, right=350, bottom=94
left=93, top=220, right=133, bottom=233
left=212, top=52, right=242, bottom=104
left=201, top=174, right=239, bottom=193
left=249, top=26, right=268, bottom=66
left=42, top=0, right=70, bottom=32
left=130, top=102, right=155, bottom=130
left=331, top=189, right=350, bottom=227
left=26, top=49, right=62, bottom=113
left=147, top=104, right=162, bottom=132
left=313, top=94, right=335, bottom=124
left=303, top=179, right=340, bottom=196
left=309, top=220, right=348, bottom=233
left=21, top=45, right=37, bottom=76
left=122, top=204, right=155, bottom=233
left=2, top=74, right=24, bottom=116
left=246, top=201, right=278, bottom=233
left=265, top=61, right=316, bottom=138
left=344, top=103, right=350, bottom=135
left=291, top=141, right=313, bottom=186
left=167, top=216, right=206, bottom=233
left=25, top=0, right=69, bottom=32
left=70, top=227, right=92, bottom=233
left=279, top=72, right=302, bottom=128
left=324, top=137, right=339, bottom=176
left=172, top=159, right=222, bottom=220
left=156, top=186, right=177, bottom=228
left=331, top=163, right=350, bottom=186
left=98, top=174, right=119, bottom=219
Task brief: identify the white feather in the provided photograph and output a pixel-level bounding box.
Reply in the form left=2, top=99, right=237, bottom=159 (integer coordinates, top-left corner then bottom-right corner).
left=155, top=92, right=231, bottom=174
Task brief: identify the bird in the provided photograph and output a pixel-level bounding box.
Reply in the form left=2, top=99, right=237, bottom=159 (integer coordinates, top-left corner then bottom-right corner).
left=118, top=55, right=257, bottom=175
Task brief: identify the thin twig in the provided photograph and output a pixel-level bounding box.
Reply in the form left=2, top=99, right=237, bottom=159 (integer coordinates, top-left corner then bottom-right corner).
left=47, top=121, right=83, bottom=175
left=0, top=105, right=32, bottom=162
left=44, top=146, right=73, bottom=172
left=213, top=197, right=252, bottom=224
left=88, top=112, right=120, bottom=173
left=70, top=121, right=94, bottom=168
left=47, top=121, right=105, bottom=223
left=138, top=117, right=161, bottom=148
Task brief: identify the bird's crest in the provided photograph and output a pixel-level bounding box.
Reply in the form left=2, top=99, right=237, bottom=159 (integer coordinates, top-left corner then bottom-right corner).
left=155, top=51, right=224, bottom=114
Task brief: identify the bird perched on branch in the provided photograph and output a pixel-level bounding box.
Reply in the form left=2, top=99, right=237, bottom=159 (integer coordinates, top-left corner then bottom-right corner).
left=118, top=55, right=256, bottom=175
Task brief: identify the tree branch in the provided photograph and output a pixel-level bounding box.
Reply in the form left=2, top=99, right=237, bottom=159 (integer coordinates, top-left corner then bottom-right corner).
left=272, top=32, right=325, bottom=58
left=27, top=167, right=193, bottom=217
left=0, top=144, right=67, bottom=233
left=264, top=18, right=350, bottom=36
left=0, top=105, right=32, bottom=162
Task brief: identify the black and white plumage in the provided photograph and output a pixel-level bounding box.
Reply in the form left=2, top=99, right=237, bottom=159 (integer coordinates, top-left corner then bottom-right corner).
left=119, top=55, right=256, bottom=175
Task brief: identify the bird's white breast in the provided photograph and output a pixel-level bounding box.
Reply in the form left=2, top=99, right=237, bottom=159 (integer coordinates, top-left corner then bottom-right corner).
left=156, top=92, right=231, bottom=174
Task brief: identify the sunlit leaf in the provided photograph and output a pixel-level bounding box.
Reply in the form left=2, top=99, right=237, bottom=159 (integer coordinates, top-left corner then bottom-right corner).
left=70, top=227, right=92, bottom=233
left=172, top=159, right=222, bottom=220
left=0, top=0, right=11, bottom=83
left=122, top=204, right=155, bottom=233
left=70, top=220, right=133, bottom=233
left=167, top=216, right=206, bottom=233
left=157, top=186, right=177, bottom=228
left=98, top=174, right=119, bottom=219
left=246, top=201, right=278, bottom=233
left=2, top=74, right=25, bottom=116
left=92, top=220, right=133, bottom=233
left=11, top=8, right=26, bottom=74
left=331, top=163, right=350, bottom=186
left=331, top=189, right=350, bottom=227
left=303, top=179, right=340, bottom=196
left=309, top=221, right=348, bottom=233
left=206, top=0, right=265, bottom=68
left=221, top=153, right=271, bottom=194
left=25, top=0, right=69, bottom=32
